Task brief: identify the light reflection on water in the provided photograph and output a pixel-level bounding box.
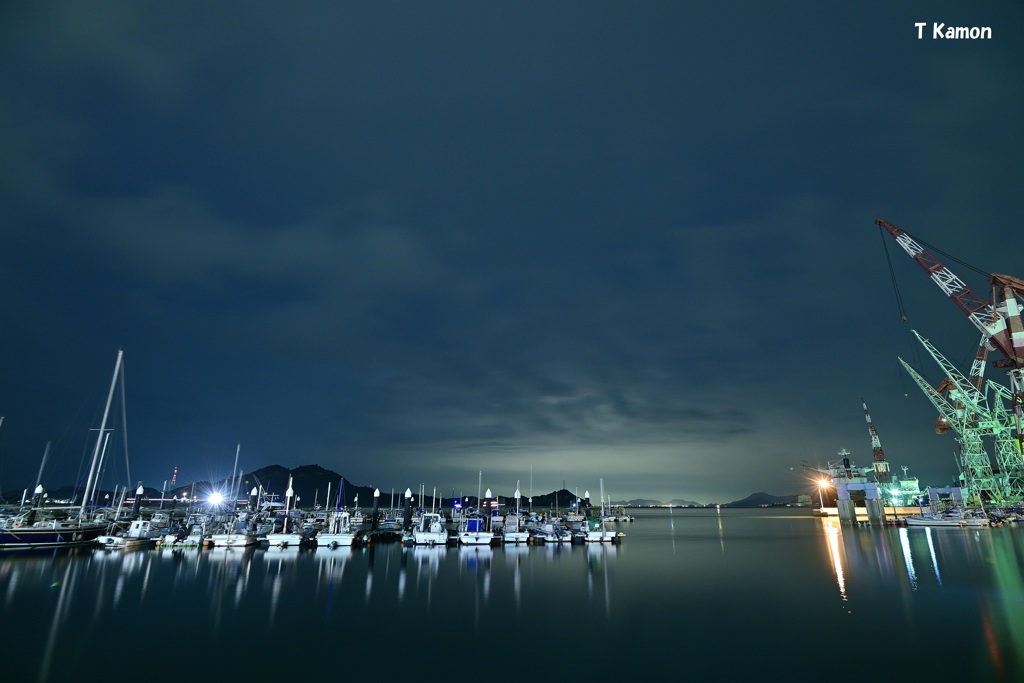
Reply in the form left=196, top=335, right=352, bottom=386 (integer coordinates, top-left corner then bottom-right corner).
left=1, top=508, right=1022, bottom=681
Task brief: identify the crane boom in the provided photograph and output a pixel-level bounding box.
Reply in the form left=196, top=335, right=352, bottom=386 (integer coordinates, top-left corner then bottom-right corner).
left=875, top=218, right=1016, bottom=361
left=877, top=218, right=1024, bottom=454
left=860, top=397, right=890, bottom=483
left=898, top=357, right=1003, bottom=504
left=912, top=330, right=988, bottom=413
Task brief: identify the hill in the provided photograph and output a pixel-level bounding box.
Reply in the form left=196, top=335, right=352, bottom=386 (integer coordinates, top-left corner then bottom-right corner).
left=723, top=492, right=799, bottom=508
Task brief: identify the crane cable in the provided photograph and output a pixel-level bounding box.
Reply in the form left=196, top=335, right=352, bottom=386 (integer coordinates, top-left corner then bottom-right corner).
left=879, top=226, right=923, bottom=394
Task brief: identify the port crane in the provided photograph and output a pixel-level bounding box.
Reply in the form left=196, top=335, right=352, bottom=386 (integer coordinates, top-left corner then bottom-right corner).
left=899, top=329, right=1024, bottom=504
left=898, top=352, right=1003, bottom=506
left=876, top=218, right=1024, bottom=453
left=984, top=379, right=1024, bottom=502
left=860, top=398, right=891, bottom=484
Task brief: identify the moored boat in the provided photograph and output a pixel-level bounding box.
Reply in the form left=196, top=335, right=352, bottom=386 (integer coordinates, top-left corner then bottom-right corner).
left=1, top=515, right=107, bottom=550
left=407, top=511, right=450, bottom=546
left=457, top=512, right=495, bottom=546
left=316, top=509, right=358, bottom=548
left=1, top=351, right=126, bottom=551
left=96, top=518, right=160, bottom=550
left=207, top=513, right=259, bottom=547
left=158, top=513, right=211, bottom=547
left=904, top=508, right=991, bottom=527
left=582, top=479, right=622, bottom=542
left=501, top=487, right=530, bottom=544
left=265, top=475, right=307, bottom=548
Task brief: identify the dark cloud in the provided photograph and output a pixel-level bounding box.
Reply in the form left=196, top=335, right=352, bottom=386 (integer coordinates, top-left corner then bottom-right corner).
left=1, top=3, right=1022, bottom=503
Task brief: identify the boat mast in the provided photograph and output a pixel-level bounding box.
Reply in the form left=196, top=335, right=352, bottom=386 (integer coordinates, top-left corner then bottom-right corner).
left=79, top=349, right=124, bottom=520
left=228, top=443, right=240, bottom=510
left=283, top=475, right=294, bottom=533
left=34, top=441, right=51, bottom=497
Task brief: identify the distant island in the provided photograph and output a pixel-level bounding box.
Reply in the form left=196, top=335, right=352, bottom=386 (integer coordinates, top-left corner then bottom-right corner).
left=1, top=464, right=803, bottom=510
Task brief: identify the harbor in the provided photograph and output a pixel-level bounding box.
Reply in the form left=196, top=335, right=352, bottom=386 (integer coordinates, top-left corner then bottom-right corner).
left=3, top=5, right=1024, bottom=682
left=2, top=506, right=1021, bottom=683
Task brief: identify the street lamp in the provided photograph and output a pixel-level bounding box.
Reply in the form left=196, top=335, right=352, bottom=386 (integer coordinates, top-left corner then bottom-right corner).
left=818, top=479, right=829, bottom=510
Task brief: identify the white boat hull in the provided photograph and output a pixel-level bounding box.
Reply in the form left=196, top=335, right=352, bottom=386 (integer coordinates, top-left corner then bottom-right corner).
left=458, top=532, right=494, bottom=546
left=265, top=532, right=305, bottom=547
left=207, top=533, right=258, bottom=547
left=905, top=512, right=990, bottom=527
left=96, top=534, right=155, bottom=550
left=96, top=520, right=160, bottom=549
left=410, top=530, right=449, bottom=546
left=158, top=534, right=203, bottom=547
left=316, top=533, right=356, bottom=547
left=502, top=531, right=530, bottom=544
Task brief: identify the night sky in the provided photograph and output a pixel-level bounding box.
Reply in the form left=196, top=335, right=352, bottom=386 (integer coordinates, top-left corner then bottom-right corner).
left=2, top=3, right=1022, bottom=504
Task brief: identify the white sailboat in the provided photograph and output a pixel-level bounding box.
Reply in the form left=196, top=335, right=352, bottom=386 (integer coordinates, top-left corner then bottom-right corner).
left=457, top=511, right=493, bottom=545
left=583, top=479, right=619, bottom=543
left=207, top=444, right=259, bottom=547
left=316, top=509, right=357, bottom=547
left=265, top=475, right=305, bottom=547
left=501, top=486, right=530, bottom=544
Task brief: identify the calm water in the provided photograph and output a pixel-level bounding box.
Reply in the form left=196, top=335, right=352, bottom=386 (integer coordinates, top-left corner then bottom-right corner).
left=2, top=508, right=1022, bottom=681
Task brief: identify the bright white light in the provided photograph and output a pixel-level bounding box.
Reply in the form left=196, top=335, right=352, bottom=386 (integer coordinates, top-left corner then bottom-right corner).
left=209, top=492, right=224, bottom=505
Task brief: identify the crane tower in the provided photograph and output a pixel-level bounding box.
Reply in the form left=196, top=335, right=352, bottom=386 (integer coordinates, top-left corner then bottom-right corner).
left=861, top=397, right=891, bottom=483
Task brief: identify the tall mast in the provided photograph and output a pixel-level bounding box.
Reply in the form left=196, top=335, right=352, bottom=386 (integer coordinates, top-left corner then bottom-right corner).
left=861, top=398, right=890, bottom=484
left=228, top=443, right=240, bottom=509
left=79, top=349, right=124, bottom=520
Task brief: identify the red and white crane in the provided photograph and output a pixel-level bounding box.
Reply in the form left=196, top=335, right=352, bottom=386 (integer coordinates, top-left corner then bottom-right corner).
left=861, top=397, right=891, bottom=483
left=876, top=218, right=1024, bottom=450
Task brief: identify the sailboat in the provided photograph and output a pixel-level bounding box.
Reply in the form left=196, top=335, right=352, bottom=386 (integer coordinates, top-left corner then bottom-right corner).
left=316, top=479, right=358, bottom=547
left=583, top=479, right=620, bottom=543
left=501, top=485, right=530, bottom=544
left=207, top=445, right=259, bottom=547
left=265, top=475, right=305, bottom=548
left=457, top=475, right=495, bottom=546
left=0, top=351, right=125, bottom=549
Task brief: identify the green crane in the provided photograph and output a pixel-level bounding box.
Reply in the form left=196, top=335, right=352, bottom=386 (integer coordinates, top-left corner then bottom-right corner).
left=898, top=357, right=999, bottom=505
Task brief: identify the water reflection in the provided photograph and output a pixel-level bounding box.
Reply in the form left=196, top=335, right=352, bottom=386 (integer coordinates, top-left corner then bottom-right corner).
left=586, top=542, right=615, bottom=617
left=821, top=517, right=847, bottom=601
left=716, top=505, right=724, bottom=555
left=819, top=518, right=1024, bottom=681
left=460, top=543, right=492, bottom=627
left=313, top=546, right=350, bottom=617
left=3, top=511, right=1021, bottom=683
left=897, top=527, right=917, bottom=589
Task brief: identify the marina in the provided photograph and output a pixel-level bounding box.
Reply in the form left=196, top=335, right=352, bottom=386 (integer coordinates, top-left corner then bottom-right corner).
left=2, top=507, right=1021, bottom=682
